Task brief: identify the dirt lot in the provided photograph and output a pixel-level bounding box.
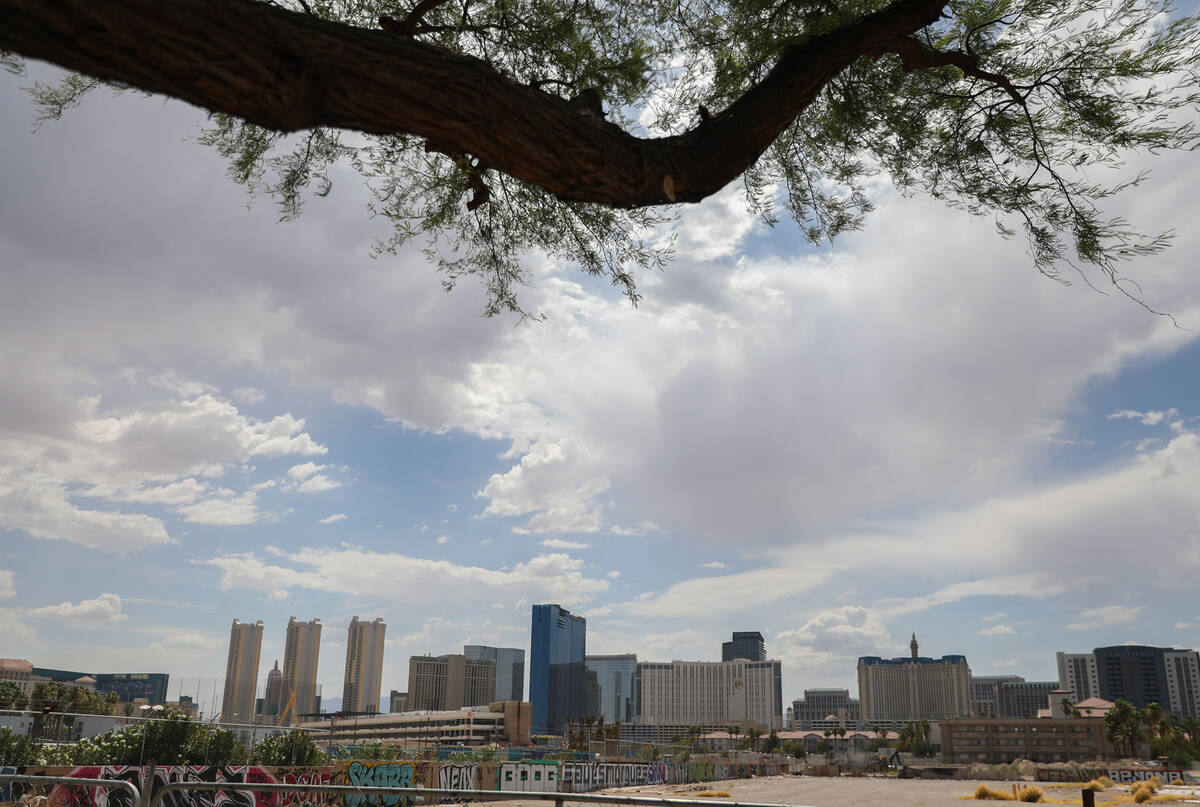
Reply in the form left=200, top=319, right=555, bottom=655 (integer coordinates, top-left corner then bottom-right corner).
left=475, top=774, right=1200, bottom=807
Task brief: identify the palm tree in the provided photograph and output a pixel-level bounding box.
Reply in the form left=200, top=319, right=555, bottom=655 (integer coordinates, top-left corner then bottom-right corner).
left=1059, top=697, right=1074, bottom=718
left=746, top=727, right=764, bottom=751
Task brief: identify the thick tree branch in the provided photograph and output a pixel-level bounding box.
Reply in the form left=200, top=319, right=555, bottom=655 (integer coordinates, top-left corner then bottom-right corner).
left=0, top=0, right=948, bottom=206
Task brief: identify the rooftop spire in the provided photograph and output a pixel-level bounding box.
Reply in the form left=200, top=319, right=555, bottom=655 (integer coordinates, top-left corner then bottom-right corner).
left=910, top=633, right=919, bottom=659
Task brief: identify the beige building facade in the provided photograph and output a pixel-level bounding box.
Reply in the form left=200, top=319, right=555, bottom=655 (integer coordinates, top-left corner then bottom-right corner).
left=220, top=619, right=263, bottom=724
left=0, top=659, right=34, bottom=698
left=407, top=654, right=496, bottom=711
left=635, top=659, right=783, bottom=729
left=298, top=700, right=531, bottom=748
left=280, top=616, right=322, bottom=724
left=858, top=643, right=971, bottom=722
left=343, top=616, right=386, bottom=713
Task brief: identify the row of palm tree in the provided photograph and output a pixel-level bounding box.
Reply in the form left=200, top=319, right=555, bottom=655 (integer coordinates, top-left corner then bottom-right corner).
left=1102, top=700, right=1200, bottom=763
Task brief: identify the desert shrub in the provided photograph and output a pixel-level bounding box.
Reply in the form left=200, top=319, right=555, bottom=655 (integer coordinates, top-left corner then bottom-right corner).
left=1017, top=785, right=1044, bottom=802
left=973, top=784, right=1015, bottom=800
left=695, top=792, right=732, bottom=798
left=1170, top=778, right=1184, bottom=787
left=1132, top=782, right=1156, bottom=802
left=1098, top=777, right=1115, bottom=789
left=1085, top=779, right=1108, bottom=792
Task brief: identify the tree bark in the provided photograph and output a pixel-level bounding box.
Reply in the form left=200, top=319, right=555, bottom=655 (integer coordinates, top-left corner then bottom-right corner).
left=0, top=0, right=947, bottom=206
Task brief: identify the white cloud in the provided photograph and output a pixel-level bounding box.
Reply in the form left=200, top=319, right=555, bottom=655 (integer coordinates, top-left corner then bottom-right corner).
left=174, top=491, right=264, bottom=525
left=478, top=438, right=610, bottom=534
left=609, top=521, right=662, bottom=536
left=0, top=608, right=37, bottom=644
left=1066, top=604, right=1144, bottom=630
left=1108, top=409, right=1179, bottom=427
left=0, top=387, right=326, bottom=550
left=147, top=370, right=217, bottom=398
left=992, top=658, right=1023, bottom=669
left=198, top=548, right=610, bottom=608
left=982, top=612, right=1007, bottom=622
left=28, top=592, right=127, bottom=623
left=773, top=606, right=893, bottom=677
left=319, top=513, right=348, bottom=524
left=541, top=538, right=588, bottom=549
left=700, top=561, right=728, bottom=569
left=877, top=573, right=1067, bottom=617
left=0, top=570, right=14, bottom=599
left=437, top=535, right=450, bottom=544
left=606, top=570, right=621, bottom=579
left=979, top=624, right=1016, bottom=637
left=231, top=387, right=266, bottom=404
left=297, top=473, right=342, bottom=493
left=288, top=462, right=326, bottom=480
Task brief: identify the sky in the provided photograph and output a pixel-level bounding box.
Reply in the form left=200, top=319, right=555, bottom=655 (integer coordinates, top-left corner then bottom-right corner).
left=1, top=52, right=1199, bottom=722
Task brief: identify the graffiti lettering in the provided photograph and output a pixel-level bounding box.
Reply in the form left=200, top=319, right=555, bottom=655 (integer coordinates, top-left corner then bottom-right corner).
left=436, top=765, right=477, bottom=791
left=343, top=762, right=414, bottom=807
left=496, top=762, right=558, bottom=793
left=1108, top=770, right=1186, bottom=784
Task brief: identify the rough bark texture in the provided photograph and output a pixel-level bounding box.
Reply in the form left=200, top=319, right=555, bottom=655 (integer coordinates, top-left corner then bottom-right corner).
left=0, top=0, right=948, bottom=206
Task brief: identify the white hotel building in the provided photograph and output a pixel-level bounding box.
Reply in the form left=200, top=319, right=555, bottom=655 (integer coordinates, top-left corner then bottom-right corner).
left=635, top=659, right=783, bottom=729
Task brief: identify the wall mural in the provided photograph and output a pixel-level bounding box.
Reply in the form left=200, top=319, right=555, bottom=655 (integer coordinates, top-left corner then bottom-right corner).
left=0, top=759, right=793, bottom=806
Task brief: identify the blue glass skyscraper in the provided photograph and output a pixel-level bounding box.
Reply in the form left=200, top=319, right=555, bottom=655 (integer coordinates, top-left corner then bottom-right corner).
left=530, top=603, right=586, bottom=734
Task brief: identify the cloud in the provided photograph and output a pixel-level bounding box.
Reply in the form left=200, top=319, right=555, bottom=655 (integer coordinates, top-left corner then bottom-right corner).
left=231, top=387, right=266, bottom=404
left=606, top=570, right=621, bottom=579
left=0, top=386, right=326, bottom=550
left=174, top=491, right=266, bottom=526
left=1066, top=604, right=1144, bottom=630
left=992, top=658, right=1023, bottom=669
left=319, top=513, right=348, bottom=524
left=877, top=573, right=1067, bottom=617
left=288, top=462, right=326, bottom=480
left=979, top=624, right=1016, bottom=637
left=1108, top=409, right=1179, bottom=427
left=0, top=608, right=37, bottom=644
left=0, top=570, right=13, bottom=599
left=982, top=612, right=1007, bottom=622
left=147, top=370, right=217, bottom=398
left=772, top=606, right=893, bottom=677
left=437, top=535, right=450, bottom=544
left=609, top=521, right=663, bottom=536
left=700, top=561, right=728, bottom=569
left=541, top=538, right=588, bottom=549
left=297, top=474, right=343, bottom=493
left=197, top=547, right=610, bottom=607
left=478, top=438, right=610, bottom=534
left=28, top=592, right=127, bottom=623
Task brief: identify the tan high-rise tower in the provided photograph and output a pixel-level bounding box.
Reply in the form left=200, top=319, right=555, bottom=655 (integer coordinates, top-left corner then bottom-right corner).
left=280, top=617, right=322, bottom=724
left=342, top=616, right=386, bottom=713
left=220, top=618, right=263, bottom=724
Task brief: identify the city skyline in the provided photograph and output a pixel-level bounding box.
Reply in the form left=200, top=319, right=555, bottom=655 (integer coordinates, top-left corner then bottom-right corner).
left=2, top=56, right=1200, bottom=719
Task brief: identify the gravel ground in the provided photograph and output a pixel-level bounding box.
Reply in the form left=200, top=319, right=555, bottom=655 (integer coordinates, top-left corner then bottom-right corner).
left=468, top=774, right=1200, bottom=807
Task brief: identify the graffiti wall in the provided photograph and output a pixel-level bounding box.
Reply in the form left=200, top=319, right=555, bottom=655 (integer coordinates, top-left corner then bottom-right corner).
left=0, top=757, right=790, bottom=806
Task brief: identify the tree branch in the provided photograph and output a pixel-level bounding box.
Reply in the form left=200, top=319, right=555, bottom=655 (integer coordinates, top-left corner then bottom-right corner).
left=0, top=0, right=949, bottom=206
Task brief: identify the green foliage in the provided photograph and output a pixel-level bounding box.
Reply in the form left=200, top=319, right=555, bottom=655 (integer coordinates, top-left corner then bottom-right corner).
left=0, top=682, right=29, bottom=710
left=22, top=0, right=1200, bottom=314
left=249, top=729, right=328, bottom=765
left=30, top=682, right=119, bottom=716
left=0, top=726, right=40, bottom=765
left=63, top=712, right=246, bottom=766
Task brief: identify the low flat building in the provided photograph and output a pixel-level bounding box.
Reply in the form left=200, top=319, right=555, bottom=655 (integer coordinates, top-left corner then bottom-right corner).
left=940, top=717, right=1115, bottom=764
left=298, top=700, right=531, bottom=748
